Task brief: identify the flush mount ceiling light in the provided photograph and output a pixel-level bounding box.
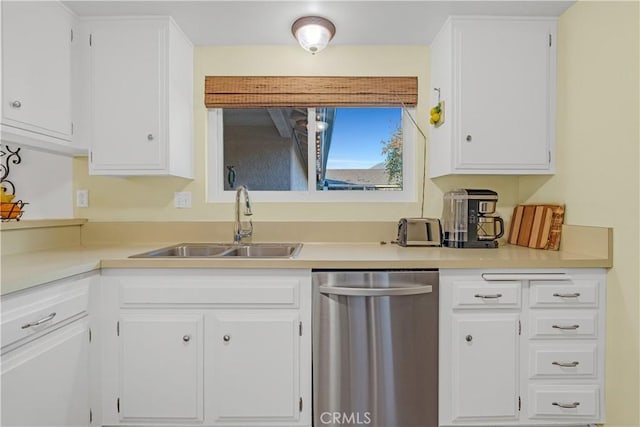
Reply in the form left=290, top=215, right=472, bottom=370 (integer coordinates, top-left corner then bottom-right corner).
left=291, top=16, right=336, bottom=54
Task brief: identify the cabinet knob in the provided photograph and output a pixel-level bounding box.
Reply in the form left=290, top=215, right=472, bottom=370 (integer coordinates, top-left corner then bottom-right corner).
left=182, top=335, right=191, bottom=342
left=465, top=335, right=473, bottom=342
left=11, top=100, right=22, bottom=108
left=466, top=135, right=472, bottom=142
left=223, top=334, right=231, bottom=342
left=147, top=134, right=154, bottom=141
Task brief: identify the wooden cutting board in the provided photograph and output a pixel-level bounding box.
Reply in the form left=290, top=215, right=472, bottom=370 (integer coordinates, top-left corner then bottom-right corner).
left=509, top=203, right=564, bottom=250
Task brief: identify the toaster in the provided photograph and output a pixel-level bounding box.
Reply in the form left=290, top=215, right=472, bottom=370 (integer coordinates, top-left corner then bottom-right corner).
left=396, top=218, right=442, bottom=247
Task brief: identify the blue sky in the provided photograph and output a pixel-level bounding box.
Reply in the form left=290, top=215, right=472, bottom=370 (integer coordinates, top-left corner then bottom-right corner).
left=326, top=107, right=402, bottom=169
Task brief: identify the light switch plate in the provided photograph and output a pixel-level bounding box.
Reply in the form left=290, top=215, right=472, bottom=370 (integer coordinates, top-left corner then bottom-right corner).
left=76, top=190, right=89, bottom=208
left=174, top=191, right=192, bottom=208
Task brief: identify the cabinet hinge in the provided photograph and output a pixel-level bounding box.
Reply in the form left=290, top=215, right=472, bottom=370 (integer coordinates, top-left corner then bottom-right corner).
left=89, top=409, right=93, bottom=424
left=117, top=398, right=120, bottom=413
left=90, top=151, right=93, bottom=163
left=89, top=327, right=92, bottom=343
left=518, top=396, right=521, bottom=411
left=549, top=34, right=552, bottom=47
left=299, top=321, right=303, bottom=337
left=89, top=34, right=92, bottom=47
left=71, top=28, right=74, bottom=42
left=548, top=150, right=551, bottom=164
left=117, top=321, right=120, bottom=336
left=518, top=320, right=521, bottom=336
left=299, top=397, right=303, bottom=412
left=71, top=122, right=74, bottom=135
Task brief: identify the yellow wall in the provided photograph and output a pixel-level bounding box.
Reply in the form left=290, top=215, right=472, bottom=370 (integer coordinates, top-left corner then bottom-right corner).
left=519, top=1, right=640, bottom=425
left=73, top=44, right=520, bottom=222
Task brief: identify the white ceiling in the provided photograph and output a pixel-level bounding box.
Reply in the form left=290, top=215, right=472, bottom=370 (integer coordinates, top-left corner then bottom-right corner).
left=63, top=1, right=575, bottom=46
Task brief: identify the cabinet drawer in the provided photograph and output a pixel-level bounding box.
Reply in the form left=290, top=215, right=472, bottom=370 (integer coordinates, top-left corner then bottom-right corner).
left=452, top=281, right=521, bottom=309
left=530, top=312, right=598, bottom=339
left=530, top=280, right=599, bottom=308
left=529, top=345, right=597, bottom=379
left=119, top=276, right=300, bottom=308
left=1, top=278, right=90, bottom=350
left=528, top=385, right=600, bottom=419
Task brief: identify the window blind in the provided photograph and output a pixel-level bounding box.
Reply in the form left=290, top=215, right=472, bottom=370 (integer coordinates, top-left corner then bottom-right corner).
left=204, top=76, right=418, bottom=108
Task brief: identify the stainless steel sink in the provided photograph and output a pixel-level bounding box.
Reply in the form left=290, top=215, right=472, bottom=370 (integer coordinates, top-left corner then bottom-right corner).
left=130, top=244, right=232, bottom=258
left=129, top=243, right=302, bottom=259
left=222, top=244, right=301, bottom=258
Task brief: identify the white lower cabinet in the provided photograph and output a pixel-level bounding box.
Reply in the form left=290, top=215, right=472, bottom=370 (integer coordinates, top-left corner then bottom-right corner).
left=1, top=273, right=95, bottom=426
left=118, top=313, right=204, bottom=422
left=451, top=314, right=520, bottom=421
left=208, top=311, right=301, bottom=424
left=440, top=269, right=606, bottom=426
left=100, top=269, right=311, bottom=427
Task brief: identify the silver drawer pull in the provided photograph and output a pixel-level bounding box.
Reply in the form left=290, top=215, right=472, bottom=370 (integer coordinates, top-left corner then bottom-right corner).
left=552, top=361, right=580, bottom=368
left=21, top=312, right=57, bottom=329
left=474, top=293, right=503, bottom=299
left=481, top=273, right=570, bottom=281
left=552, top=401, right=580, bottom=409
left=182, top=335, right=191, bottom=342
left=552, top=324, right=580, bottom=330
left=553, top=292, right=581, bottom=298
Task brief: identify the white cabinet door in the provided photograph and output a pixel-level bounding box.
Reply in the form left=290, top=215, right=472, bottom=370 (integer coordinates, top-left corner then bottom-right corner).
left=429, top=17, right=557, bottom=176
left=456, top=19, right=553, bottom=171
left=86, top=17, right=193, bottom=177
left=89, top=20, right=164, bottom=172
left=208, top=310, right=301, bottom=424
left=1, top=1, right=74, bottom=148
left=451, top=313, right=520, bottom=421
left=1, top=317, right=90, bottom=427
left=119, top=313, right=204, bottom=423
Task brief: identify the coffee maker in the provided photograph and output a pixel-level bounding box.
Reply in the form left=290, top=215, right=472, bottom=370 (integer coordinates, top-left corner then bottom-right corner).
left=442, top=189, right=504, bottom=248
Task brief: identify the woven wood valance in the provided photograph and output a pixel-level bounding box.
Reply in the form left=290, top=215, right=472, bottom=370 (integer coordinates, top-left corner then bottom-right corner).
left=204, top=76, right=417, bottom=108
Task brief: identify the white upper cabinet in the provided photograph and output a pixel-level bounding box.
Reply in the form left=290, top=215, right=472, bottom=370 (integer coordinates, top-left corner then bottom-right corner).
left=0, top=1, right=79, bottom=155
left=85, top=17, right=193, bottom=178
left=429, top=17, right=557, bottom=177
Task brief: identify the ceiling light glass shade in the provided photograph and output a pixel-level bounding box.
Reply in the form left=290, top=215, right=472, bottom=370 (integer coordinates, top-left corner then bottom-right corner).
left=292, top=16, right=336, bottom=54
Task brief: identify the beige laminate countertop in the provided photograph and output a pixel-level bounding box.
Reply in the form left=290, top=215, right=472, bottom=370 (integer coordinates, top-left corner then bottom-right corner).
left=0, top=239, right=612, bottom=296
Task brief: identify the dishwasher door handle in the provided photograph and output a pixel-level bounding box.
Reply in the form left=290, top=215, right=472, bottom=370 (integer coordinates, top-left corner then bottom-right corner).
left=318, top=285, right=432, bottom=297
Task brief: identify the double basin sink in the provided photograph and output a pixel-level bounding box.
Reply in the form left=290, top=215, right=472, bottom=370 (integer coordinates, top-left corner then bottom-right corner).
left=130, top=242, right=303, bottom=259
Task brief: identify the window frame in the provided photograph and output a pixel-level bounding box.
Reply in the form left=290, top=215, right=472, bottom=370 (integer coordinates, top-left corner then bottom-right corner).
left=206, top=108, right=418, bottom=203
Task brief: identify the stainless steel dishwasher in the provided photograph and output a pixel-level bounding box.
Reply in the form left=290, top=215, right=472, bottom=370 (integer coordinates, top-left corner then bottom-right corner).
left=312, top=270, right=438, bottom=427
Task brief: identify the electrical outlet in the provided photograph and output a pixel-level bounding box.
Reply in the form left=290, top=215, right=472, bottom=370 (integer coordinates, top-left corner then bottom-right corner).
left=174, top=191, right=192, bottom=208
left=76, top=190, right=89, bottom=208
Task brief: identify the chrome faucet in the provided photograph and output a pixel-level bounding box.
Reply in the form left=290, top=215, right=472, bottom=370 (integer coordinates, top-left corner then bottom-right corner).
left=233, top=185, right=253, bottom=244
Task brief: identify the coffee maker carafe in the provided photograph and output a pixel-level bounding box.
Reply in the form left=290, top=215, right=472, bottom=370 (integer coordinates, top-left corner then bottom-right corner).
left=442, top=189, right=504, bottom=248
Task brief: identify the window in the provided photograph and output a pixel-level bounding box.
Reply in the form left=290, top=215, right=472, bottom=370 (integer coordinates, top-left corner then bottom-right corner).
left=207, top=106, right=418, bottom=202
left=318, top=107, right=403, bottom=192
